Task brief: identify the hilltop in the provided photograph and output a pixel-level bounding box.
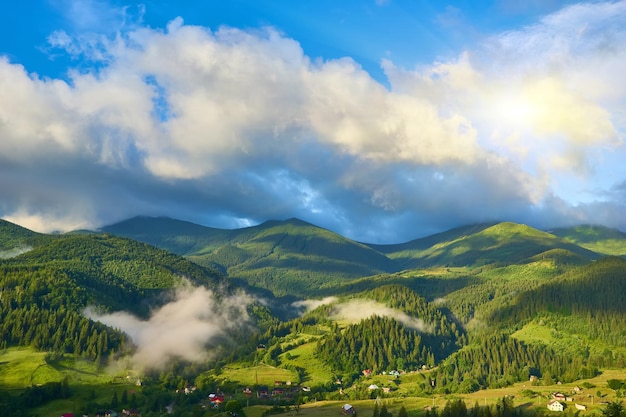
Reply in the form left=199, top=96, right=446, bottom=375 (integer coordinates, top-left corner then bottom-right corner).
left=102, top=217, right=621, bottom=297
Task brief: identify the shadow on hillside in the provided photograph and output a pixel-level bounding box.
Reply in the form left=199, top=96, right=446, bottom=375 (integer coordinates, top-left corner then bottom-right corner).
left=309, top=275, right=479, bottom=301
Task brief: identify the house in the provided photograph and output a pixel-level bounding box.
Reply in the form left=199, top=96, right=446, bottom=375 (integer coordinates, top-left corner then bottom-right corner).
left=575, top=404, right=587, bottom=411
left=342, top=404, right=356, bottom=415
left=573, top=386, right=583, bottom=394
left=368, top=384, right=379, bottom=390
left=553, top=393, right=566, bottom=401
left=529, top=375, right=539, bottom=382
left=363, top=369, right=372, bottom=377
left=547, top=400, right=564, bottom=412
left=257, top=386, right=269, bottom=399
left=183, top=386, right=197, bottom=395
left=208, top=393, right=225, bottom=407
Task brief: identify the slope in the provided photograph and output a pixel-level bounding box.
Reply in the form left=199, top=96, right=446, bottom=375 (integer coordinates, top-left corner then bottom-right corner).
left=0, top=222, right=227, bottom=359
left=370, top=222, right=599, bottom=269
left=551, top=224, right=626, bottom=256
left=0, top=219, right=50, bottom=256
left=101, top=215, right=231, bottom=255
left=103, top=217, right=394, bottom=297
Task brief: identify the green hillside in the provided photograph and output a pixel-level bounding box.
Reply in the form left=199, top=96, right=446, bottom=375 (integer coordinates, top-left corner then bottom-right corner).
left=3, top=216, right=626, bottom=417
left=104, top=217, right=394, bottom=297
left=0, top=219, right=50, bottom=255
left=372, top=222, right=599, bottom=269
left=102, top=218, right=606, bottom=297
left=101, top=216, right=230, bottom=255
left=551, top=224, right=626, bottom=256
left=490, top=256, right=626, bottom=347
left=0, top=221, right=227, bottom=359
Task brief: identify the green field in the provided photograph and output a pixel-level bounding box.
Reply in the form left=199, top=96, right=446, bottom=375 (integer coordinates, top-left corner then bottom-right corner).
left=279, top=341, right=334, bottom=386
left=218, top=363, right=296, bottom=386
left=512, top=319, right=626, bottom=359
left=0, top=347, right=140, bottom=416
left=276, top=369, right=626, bottom=417
left=0, top=347, right=51, bottom=390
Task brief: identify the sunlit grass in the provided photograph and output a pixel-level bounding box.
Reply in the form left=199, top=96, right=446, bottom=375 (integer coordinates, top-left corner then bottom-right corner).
left=280, top=341, right=333, bottom=386
left=219, top=363, right=295, bottom=386
left=0, top=347, right=49, bottom=389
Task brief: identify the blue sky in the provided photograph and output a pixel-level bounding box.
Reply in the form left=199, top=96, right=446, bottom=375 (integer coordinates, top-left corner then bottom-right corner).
left=0, top=0, right=625, bottom=243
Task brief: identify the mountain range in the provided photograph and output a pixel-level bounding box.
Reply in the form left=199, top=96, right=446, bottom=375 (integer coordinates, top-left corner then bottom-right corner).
left=2, top=215, right=626, bottom=416
left=101, top=216, right=623, bottom=297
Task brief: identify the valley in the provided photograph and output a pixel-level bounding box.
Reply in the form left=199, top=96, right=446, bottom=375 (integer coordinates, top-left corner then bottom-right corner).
left=1, top=217, right=626, bottom=417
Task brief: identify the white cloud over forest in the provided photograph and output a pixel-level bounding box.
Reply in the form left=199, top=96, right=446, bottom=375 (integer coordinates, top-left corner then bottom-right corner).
left=84, top=285, right=252, bottom=370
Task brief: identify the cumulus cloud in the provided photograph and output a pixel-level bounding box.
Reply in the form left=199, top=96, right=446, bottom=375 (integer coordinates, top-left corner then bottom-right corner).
left=292, top=296, right=338, bottom=313
left=330, top=299, right=431, bottom=332
left=0, top=1, right=625, bottom=242
left=85, top=285, right=252, bottom=370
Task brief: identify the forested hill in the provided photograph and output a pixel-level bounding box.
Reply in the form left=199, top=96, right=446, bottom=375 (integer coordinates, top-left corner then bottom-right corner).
left=101, top=217, right=616, bottom=297
left=551, top=224, right=626, bottom=256
left=0, top=224, right=227, bottom=358
left=490, top=256, right=626, bottom=346
left=103, top=216, right=394, bottom=296
left=367, top=222, right=600, bottom=269
left=0, top=219, right=49, bottom=252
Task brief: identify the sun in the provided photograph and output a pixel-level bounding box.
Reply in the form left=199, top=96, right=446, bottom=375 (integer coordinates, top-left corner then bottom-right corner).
left=492, top=92, right=537, bottom=128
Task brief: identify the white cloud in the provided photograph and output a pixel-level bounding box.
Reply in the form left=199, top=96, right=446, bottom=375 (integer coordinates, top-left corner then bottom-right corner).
left=292, top=296, right=338, bottom=312
left=85, top=285, right=253, bottom=370
left=330, top=299, right=432, bottom=332
left=1, top=2, right=625, bottom=241
left=0, top=245, right=32, bottom=259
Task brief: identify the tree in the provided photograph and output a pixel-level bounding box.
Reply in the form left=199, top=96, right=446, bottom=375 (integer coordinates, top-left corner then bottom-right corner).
left=225, top=400, right=241, bottom=413
left=602, top=401, right=625, bottom=417
left=372, top=403, right=380, bottom=417
left=398, top=406, right=408, bottom=417
left=111, top=391, right=119, bottom=408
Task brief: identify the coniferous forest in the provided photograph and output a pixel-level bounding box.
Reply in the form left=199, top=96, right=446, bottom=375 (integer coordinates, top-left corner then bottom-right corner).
left=1, top=217, right=626, bottom=417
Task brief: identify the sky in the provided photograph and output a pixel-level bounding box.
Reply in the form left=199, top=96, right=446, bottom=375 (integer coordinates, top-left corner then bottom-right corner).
left=0, top=0, right=625, bottom=243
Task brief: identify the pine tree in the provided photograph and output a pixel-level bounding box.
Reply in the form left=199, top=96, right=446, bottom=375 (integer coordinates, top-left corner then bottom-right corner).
left=373, top=402, right=380, bottom=417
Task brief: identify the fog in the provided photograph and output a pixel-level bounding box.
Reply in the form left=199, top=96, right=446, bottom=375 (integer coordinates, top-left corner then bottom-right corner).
left=330, top=299, right=432, bottom=332
left=85, top=284, right=253, bottom=370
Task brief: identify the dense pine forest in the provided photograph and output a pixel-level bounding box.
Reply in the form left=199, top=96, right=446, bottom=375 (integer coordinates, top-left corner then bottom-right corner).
left=1, top=217, right=626, bottom=417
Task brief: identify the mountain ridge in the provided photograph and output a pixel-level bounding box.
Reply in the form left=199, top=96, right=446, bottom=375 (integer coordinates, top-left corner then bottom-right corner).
left=97, top=216, right=625, bottom=297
